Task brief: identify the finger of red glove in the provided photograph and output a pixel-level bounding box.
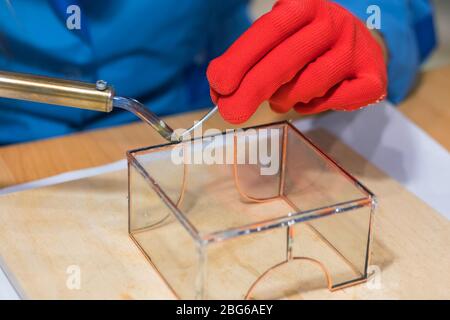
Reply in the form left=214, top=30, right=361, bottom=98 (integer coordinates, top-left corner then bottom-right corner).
left=216, top=21, right=332, bottom=124
left=207, top=0, right=317, bottom=96
left=294, top=75, right=387, bottom=115
left=269, top=36, right=353, bottom=113
left=210, top=88, right=219, bottom=105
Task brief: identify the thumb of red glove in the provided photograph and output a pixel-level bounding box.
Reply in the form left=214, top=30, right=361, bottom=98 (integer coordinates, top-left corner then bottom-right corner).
left=207, top=0, right=387, bottom=124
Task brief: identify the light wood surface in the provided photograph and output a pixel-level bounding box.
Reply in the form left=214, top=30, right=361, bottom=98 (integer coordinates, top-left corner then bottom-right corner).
left=0, top=128, right=448, bottom=299
left=398, top=65, right=450, bottom=150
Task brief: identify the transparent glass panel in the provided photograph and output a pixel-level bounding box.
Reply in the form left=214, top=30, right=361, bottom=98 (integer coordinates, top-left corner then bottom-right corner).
left=134, top=147, right=186, bottom=205
left=127, top=122, right=375, bottom=299
left=284, top=126, right=369, bottom=211
left=136, top=125, right=288, bottom=236
left=129, top=163, right=200, bottom=299
left=204, top=227, right=287, bottom=300
left=291, top=206, right=373, bottom=287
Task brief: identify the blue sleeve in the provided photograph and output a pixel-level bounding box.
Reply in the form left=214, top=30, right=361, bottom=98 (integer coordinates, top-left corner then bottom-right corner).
left=0, top=1, right=250, bottom=144
left=335, top=0, right=437, bottom=104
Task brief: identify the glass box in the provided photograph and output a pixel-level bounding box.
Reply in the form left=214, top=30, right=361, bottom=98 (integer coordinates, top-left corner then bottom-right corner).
left=127, top=122, right=376, bottom=299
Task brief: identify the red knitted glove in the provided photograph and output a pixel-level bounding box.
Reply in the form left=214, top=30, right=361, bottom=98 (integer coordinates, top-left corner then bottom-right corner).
left=207, top=0, right=387, bottom=124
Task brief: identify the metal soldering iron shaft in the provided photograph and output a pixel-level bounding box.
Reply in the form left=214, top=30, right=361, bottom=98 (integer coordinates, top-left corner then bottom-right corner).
left=113, top=97, right=218, bottom=142
left=0, top=70, right=218, bottom=143
left=113, top=96, right=175, bottom=142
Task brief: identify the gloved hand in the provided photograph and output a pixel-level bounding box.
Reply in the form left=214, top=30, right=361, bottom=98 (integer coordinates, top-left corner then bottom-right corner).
left=207, top=0, right=387, bottom=124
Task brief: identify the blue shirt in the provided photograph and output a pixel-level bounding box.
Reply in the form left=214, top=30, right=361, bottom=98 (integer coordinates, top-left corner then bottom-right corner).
left=0, top=0, right=436, bottom=145
left=337, top=0, right=436, bottom=103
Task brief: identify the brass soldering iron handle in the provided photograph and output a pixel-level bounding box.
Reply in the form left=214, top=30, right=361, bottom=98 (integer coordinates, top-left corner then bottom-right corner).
left=0, top=70, right=114, bottom=112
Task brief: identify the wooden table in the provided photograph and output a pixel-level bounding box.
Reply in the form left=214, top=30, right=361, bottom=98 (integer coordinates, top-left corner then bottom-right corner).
left=398, top=64, right=450, bottom=151
left=0, top=67, right=449, bottom=299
